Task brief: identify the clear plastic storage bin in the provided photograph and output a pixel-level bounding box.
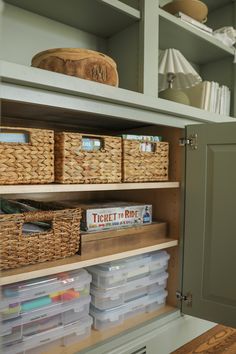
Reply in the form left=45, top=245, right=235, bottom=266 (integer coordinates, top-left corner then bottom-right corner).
left=87, top=251, right=170, bottom=288
left=91, top=272, right=168, bottom=310
left=2, top=316, right=93, bottom=354
left=0, top=269, right=91, bottom=321
left=90, top=290, right=168, bottom=330
left=1, top=295, right=91, bottom=345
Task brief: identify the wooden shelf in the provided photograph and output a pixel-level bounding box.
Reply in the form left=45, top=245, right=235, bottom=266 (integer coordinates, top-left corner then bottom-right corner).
left=0, top=238, right=178, bottom=285
left=40, top=306, right=177, bottom=354
left=1, top=182, right=180, bottom=195
left=4, top=0, right=140, bottom=37
left=159, top=8, right=234, bottom=64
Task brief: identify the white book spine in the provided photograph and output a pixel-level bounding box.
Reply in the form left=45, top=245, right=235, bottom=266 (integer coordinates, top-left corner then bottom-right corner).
left=175, top=12, right=213, bottom=33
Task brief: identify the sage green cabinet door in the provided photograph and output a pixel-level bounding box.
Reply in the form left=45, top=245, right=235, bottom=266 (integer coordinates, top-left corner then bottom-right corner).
left=182, top=122, right=236, bottom=328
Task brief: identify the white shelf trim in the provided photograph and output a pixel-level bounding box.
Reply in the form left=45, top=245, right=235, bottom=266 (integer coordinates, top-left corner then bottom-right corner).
left=1, top=61, right=235, bottom=128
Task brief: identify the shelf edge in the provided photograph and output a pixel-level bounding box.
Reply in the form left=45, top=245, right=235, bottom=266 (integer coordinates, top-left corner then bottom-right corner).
left=0, top=239, right=178, bottom=285
left=99, top=0, right=141, bottom=19
left=1, top=62, right=235, bottom=126
left=0, top=182, right=180, bottom=195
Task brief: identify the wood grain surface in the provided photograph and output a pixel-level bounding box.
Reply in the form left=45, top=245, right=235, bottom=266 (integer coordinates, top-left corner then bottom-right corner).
left=171, top=325, right=236, bottom=354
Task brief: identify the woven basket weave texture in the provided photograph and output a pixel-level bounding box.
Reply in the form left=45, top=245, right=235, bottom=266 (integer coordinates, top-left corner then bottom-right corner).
left=55, top=132, right=122, bottom=184
left=122, top=140, right=169, bottom=182
left=0, top=203, right=81, bottom=270
left=0, top=127, right=54, bottom=185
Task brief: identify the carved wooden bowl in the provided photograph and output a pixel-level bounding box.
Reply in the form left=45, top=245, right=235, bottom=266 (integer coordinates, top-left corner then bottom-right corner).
left=31, top=48, right=119, bottom=87
left=162, top=0, right=208, bottom=23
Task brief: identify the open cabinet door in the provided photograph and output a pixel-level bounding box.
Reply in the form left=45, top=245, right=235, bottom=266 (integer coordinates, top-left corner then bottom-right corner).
left=182, top=122, right=236, bottom=328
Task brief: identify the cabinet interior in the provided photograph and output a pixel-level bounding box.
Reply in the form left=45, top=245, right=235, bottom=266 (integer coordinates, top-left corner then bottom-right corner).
left=1, top=107, right=183, bottom=353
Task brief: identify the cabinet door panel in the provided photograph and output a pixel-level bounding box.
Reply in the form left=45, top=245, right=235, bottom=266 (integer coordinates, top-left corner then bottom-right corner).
left=182, top=122, right=236, bottom=327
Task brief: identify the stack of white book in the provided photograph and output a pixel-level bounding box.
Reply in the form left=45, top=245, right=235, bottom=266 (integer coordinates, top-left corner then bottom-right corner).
left=175, top=12, right=213, bottom=35
left=184, top=81, right=231, bottom=116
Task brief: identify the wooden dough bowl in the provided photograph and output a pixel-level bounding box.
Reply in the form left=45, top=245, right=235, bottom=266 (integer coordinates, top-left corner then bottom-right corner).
left=162, top=0, right=208, bottom=23
left=31, top=48, right=119, bottom=87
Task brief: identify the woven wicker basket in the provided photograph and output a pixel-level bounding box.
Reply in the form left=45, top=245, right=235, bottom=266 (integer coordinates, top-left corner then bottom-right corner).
left=0, top=201, right=81, bottom=270
left=0, top=127, right=54, bottom=185
left=122, top=140, right=169, bottom=182
left=31, top=48, right=119, bottom=87
left=55, top=132, right=122, bottom=184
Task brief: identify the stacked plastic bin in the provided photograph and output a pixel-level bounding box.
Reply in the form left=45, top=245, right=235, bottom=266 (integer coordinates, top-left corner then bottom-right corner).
left=0, top=269, right=92, bottom=354
left=87, top=250, right=170, bottom=330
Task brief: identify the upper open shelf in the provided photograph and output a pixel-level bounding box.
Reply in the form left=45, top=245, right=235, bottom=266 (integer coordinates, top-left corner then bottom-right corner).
left=158, top=8, right=234, bottom=64
left=4, top=0, right=141, bottom=37
left=2, top=61, right=235, bottom=129
left=205, top=0, right=232, bottom=12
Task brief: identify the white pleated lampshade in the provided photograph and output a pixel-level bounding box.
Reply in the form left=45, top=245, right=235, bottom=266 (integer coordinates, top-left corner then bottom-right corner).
left=159, top=48, right=202, bottom=91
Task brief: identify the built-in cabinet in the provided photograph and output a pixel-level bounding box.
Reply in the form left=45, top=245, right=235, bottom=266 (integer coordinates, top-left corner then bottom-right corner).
left=1, top=1, right=236, bottom=353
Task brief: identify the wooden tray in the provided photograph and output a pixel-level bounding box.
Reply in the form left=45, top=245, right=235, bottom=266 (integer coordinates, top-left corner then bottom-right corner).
left=80, top=222, right=167, bottom=257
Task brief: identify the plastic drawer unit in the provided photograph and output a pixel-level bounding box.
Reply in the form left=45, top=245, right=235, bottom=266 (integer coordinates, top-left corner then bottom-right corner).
left=0, top=269, right=91, bottom=321
left=90, top=290, right=168, bottom=330
left=2, top=316, right=93, bottom=354
left=91, top=271, right=169, bottom=310
left=87, top=250, right=170, bottom=288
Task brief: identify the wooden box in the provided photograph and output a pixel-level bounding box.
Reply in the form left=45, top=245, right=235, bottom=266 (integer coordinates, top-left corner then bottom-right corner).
left=122, top=139, right=169, bottom=182
left=80, top=222, right=167, bottom=258
left=0, top=127, right=54, bottom=185
left=31, top=48, right=119, bottom=87
left=54, top=132, right=122, bottom=184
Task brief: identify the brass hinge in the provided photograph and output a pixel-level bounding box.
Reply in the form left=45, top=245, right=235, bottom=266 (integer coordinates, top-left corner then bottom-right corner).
left=176, top=290, right=192, bottom=307
left=179, top=133, right=198, bottom=150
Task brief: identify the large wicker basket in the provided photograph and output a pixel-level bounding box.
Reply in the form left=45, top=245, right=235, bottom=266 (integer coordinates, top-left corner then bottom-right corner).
left=0, top=200, right=81, bottom=270
left=0, top=127, right=54, bottom=185
left=31, top=48, right=119, bottom=87
left=55, top=132, right=122, bottom=184
left=122, top=139, right=169, bottom=182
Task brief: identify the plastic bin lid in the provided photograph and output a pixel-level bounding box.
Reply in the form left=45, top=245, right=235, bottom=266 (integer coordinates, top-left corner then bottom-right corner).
left=1, top=269, right=91, bottom=308
left=88, top=251, right=169, bottom=276
left=2, top=316, right=93, bottom=354
left=88, top=254, right=151, bottom=273
left=90, top=289, right=168, bottom=320
left=1, top=295, right=91, bottom=336
left=90, top=272, right=169, bottom=297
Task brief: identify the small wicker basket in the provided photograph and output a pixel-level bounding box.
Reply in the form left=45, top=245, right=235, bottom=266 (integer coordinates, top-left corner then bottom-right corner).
left=0, top=200, right=81, bottom=270
left=55, top=132, right=122, bottom=184
left=0, top=127, right=54, bottom=185
left=122, top=139, right=169, bottom=182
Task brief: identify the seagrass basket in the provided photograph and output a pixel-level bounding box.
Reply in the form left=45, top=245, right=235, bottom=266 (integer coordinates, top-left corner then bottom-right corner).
left=0, top=127, right=54, bottom=185
left=31, top=48, right=119, bottom=87
left=0, top=200, right=81, bottom=270
left=55, top=132, right=122, bottom=184
left=122, top=139, right=169, bottom=182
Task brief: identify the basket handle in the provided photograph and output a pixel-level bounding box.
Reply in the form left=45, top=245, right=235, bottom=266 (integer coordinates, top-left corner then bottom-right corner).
left=23, top=210, right=54, bottom=222
left=0, top=128, right=31, bottom=144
